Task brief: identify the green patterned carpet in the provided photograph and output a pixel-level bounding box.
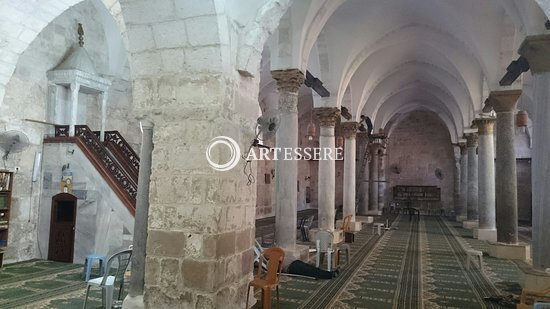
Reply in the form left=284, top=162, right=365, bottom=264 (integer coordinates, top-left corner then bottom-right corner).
left=0, top=259, right=117, bottom=308
left=255, top=215, right=522, bottom=308
left=1, top=216, right=522, bottom=308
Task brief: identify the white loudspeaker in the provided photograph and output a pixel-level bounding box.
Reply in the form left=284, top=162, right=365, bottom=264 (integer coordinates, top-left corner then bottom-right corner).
left=32, top=152, right=41, bottom=182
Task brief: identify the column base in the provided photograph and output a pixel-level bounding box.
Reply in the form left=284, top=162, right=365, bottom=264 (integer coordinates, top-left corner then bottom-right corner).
left=365, top=210, right=382, bottom=216
left=309, top=229, right=344, bottom=245
left=487, top=241, right=531, bottom=262
left=335, top=220, right=362, bottom=232
left=356, top=216, right=374, bottom=224
left=462, top=220, right=479, bottom=229
left=284, top=244, right=311, bottom=262
left=473, top=228, right=497, bottom=241
left=123, top=294, right=145, bottom=309
left=517, top=262, right=550, bottom=290
left=456, top=215, right=467, bottom=222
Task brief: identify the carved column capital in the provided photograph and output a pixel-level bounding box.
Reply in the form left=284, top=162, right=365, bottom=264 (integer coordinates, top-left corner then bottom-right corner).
left=488, top=90, right=522, bottom=113
left=356, top=132, right=369, bottom=144
left=341, top=121, right=359, bottom=138
left=459, top=142, right=467, bottom=155
left=271, top=69, right=305, bottom=93
left=314, top=107, right=340, bottom=127
left=473, top=117, right=496, bottom=135
left=518, top=34, right=550, bottom=74
left=465, top=133, right=478, bottom=148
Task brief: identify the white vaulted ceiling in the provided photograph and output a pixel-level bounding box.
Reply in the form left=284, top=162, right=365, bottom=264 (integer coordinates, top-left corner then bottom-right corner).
left=260, top=0, right=548, bottom=141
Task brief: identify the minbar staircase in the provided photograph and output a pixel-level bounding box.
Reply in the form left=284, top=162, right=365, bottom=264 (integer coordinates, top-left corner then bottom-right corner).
left=44, top=125, right=139, bottom=214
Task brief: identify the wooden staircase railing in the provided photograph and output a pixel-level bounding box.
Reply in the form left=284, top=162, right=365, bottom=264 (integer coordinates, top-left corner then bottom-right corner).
left=94, top=131, right=139, bottom=180
left=45, top=125, right=137, bottom=214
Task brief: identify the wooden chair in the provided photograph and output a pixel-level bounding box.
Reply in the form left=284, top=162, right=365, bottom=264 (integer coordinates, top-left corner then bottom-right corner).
left=246, top=247, right=285, bottom=309
left=341, top=215, right=352, bottom=233
left=517, top=287, right=550, bottom=309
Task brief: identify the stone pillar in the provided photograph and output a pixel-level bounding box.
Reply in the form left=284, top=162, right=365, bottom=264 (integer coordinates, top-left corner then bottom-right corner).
left=123, top=120, right=154, bottom=309
left=519, top=35, right=550, bottom=269
left=457, top=143, right=468, bottom=221
left=473, top=118, right=497, bottom=241
left=271, top=69, right=304, bottom=250
left=356, top=133, right=369, bottom=215
left=490, top=90, right=521, bottom=244
left=378, top=145, right=387, bottom=211
left=463, top=133, right=479, bottom=228
left=368, top=142, right=381, bottom=214
left=100, top=92, right=108, bottom=141
left=341, top=122, right=359, bottom=220
left=314, top=107, right=340, bottom=230
left=69, top=82, right=80, bottom=136
left=452, top=144, right=461, bottom=219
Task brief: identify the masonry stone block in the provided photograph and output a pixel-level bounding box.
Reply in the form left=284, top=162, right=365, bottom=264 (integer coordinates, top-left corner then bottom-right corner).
left=181, top=260, right=215, bottom=291
left=216, top=231, right=236, bottom=258
left=159, top=258, right=184, bottom=297
left=144, top=286, right=194, bottom=309
left=185, top=46, right=223, bottom=72
left=236, top=228, right=253, bottom=252
left=121, top=0, right=176, bottom=25
left=174, top=0, right=216, bottom=19
left=196, top=294, right=215, bottom=309
left=203, top=234, right=217, bottom=259
left=130, top=51, right=162, bottom=76
left=152, top=20, right=188, bottom=49
left=160, top=49, right=185, bottom=72
left=127, top=25, right=154, bottom=53
left=147, top=230, right=186, bottom=257
left=185, top=15, right=221, bottom=46
left=143, top=256, right=161, bottom=286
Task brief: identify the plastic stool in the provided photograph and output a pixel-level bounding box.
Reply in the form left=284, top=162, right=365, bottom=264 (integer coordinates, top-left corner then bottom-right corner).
left=465, top=250, right=483, bottom=271
left=337, top=244, right=351, bottom=266
left=373, top=223, right=385, bottom=235
left=83, top=254, right=106, bottom=281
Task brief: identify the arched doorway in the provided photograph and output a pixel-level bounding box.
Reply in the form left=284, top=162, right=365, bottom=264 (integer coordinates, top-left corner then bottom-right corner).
left=48, top=193, right=77, bottom=263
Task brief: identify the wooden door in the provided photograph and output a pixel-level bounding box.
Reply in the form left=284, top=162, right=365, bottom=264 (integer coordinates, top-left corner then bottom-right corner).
left=48, top=193, right=77, bottom=263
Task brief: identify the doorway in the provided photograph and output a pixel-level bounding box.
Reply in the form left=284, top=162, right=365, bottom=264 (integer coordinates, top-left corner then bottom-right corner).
left=48, top=193, right=77, bottom=263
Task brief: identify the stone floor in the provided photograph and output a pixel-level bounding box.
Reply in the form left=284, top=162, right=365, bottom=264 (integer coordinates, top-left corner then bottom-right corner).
left=0, top=212, right=527, bottom=308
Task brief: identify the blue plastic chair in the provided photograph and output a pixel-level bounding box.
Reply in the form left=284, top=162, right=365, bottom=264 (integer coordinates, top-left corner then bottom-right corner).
left=83, top=255, right=106, bottom=282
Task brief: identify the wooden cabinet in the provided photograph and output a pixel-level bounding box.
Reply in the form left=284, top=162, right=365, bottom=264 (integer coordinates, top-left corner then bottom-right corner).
left=0, top=171, right=13, bottom=267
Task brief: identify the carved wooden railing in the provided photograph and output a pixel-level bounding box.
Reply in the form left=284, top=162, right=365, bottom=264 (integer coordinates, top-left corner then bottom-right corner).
left=45, top=125, right=136, bottom=214
left=94, top=131, right=139, bottom=180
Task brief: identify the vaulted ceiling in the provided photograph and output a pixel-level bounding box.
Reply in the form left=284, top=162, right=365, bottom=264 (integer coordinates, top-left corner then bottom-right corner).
left=259, top=0, right=548, bottom=143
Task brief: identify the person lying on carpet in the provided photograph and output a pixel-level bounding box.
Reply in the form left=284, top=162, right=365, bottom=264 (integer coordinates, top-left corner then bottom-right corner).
left=283, top=256, right=339, bottom=279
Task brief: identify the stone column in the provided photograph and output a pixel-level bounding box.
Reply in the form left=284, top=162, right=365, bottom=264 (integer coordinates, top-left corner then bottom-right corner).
left=314, top=107, right=340, bottom=230
left=473, top=118, right=497, bottom=241
left=69, top=82, right=80, bottom=136
left=341, top=122, right=359, bottom=220
left=378, top=145, right=387, bottom=211
left=519, top=35, right=550, bottom=269
left=100, top=92, right=108, bottom=141
left=463, top=133, right=479, bottom=228
left=271, top=69, right=304, bottom=250
left=452, top=144, right=461, bottom=219
left=356, top=133, right=369, bottom=215
left=490, top=90, right=521, bottom=244
left=123, top=120, right=154, bottom=309
left=457, top=143, right=468, bottom=221
left=368, top=142, right=381, bottom=214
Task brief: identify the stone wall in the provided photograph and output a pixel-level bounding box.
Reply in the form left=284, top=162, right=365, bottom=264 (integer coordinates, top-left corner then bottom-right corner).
left=0, top=0, right=136, bottom=263
left=386, top=110, right=455, bottom=209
